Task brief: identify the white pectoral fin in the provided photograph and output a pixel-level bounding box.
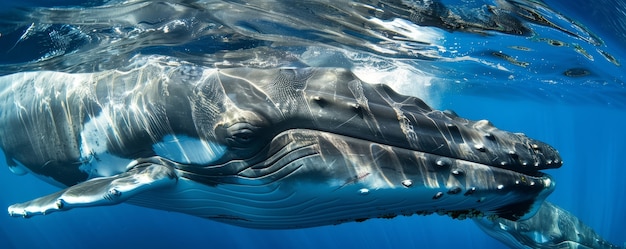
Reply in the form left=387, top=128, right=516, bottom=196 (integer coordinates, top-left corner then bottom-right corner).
left=8, top=161, right=178, bottom=218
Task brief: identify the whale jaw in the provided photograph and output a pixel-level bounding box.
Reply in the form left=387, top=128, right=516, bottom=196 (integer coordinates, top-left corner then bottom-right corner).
left=128, top=129, right=555, bottom=229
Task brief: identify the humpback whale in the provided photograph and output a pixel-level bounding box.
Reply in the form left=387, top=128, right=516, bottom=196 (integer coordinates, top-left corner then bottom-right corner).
left=0, top=60, right=616, bottom=248
left=2, top=60, right=559, bottom=222
left=475, top=201, right=621, bottom=249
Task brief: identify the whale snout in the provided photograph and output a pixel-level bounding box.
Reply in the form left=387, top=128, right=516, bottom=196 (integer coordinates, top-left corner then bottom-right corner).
left=456, top=116, right=563, bottom=175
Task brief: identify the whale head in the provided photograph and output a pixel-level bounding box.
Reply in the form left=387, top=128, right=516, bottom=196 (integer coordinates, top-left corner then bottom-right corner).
left=145, top=66, right=561, bottom=226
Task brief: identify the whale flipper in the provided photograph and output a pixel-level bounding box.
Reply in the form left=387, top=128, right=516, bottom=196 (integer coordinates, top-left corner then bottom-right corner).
left=8, top=159, right=178, bottom=218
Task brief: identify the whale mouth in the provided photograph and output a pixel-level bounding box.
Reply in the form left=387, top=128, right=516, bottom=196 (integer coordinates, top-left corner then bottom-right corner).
left=177, top=128, right=557, bottom=224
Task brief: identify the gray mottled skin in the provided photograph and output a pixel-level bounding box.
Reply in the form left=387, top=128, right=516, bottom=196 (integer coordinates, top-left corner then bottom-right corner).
left=1, top=60, right=612, bottom=247
left=475, top=201, right=622, bottom=249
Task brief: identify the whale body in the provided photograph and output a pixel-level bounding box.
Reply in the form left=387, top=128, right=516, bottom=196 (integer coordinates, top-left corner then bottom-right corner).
left=0, top=61, right=617, bottom=248
left=4, top=60, right=617, bottom=248
left=2, top=61, right=561, bottom=225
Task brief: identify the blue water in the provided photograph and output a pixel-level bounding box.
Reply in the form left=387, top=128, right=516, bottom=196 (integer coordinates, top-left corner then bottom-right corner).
left=0, top=0, right=624, bottom=248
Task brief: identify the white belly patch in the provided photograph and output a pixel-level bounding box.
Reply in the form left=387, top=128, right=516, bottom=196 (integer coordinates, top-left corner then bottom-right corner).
left=78, top=106, right=226, bottom=178
left=79, top=107, right=132, bottom=178
left=152, top=134, right=226, bottom=165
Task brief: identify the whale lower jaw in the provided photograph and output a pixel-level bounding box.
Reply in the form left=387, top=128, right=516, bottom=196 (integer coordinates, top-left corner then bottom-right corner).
left=128, top=175, right=554, bottom=229
left=127, top=129, right=555, bottom=229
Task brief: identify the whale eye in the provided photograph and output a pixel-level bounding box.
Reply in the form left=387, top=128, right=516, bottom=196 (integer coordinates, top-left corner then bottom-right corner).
left=214, top=110, right=270, bottom=154
left=232, top=128, right=254, bottom=143
left=223, top=122, right=262, bottom=148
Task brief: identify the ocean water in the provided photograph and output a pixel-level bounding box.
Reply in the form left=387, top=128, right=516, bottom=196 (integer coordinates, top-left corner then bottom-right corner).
left=0, top=0, right=624, bottom=248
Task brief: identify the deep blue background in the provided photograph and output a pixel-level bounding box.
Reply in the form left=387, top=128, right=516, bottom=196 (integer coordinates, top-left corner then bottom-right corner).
left=0, top=0, right=625, bottom=248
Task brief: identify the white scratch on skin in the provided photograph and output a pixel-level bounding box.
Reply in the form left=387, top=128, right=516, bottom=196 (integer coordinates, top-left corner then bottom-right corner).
left=397, top=110, right=419, bottom=148
left=333, top=114, right=359, bottom=129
